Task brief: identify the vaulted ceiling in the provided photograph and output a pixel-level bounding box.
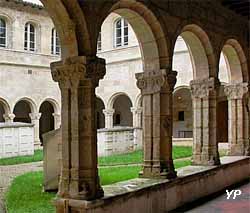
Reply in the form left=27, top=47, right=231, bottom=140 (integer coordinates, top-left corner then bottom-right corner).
left=221, top=0, right=250, bottom=20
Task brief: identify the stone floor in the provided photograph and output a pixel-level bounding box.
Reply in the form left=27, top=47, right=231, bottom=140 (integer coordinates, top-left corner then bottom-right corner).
left=0, top=161, right=43, bottom=213
left=186, top=181, right=250, bottom=213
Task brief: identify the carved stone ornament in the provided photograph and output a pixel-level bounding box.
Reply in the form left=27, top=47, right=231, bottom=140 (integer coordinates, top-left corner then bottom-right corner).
left=190, top=77, right=220, bottom=98
left=135, top=69, right=177, bottom=95
left=51, top=56, right=106, bottom=88
left=224, top=83, right=249, bottom=100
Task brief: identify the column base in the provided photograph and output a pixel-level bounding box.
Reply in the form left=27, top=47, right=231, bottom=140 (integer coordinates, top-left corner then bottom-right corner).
left=139, top=165, right=177, bottom=179
left=191, top=154, right=220, bottom=166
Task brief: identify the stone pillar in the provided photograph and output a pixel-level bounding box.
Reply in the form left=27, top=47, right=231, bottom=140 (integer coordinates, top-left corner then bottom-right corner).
left=131, top=107, right=142, bottom=128
left=29, top=112, right=42, bottom=149
left=51, top=56, right=105, bottom=202
left=3, top=113, right=15, bottom=123
left=52, top=113, right=61, bottom=129
left=103, top=109, right=114, bottom=128
left=190, top=77, right=220, bottom=165
left=135, top=69, right=177, bottom=179
left=224, top=83, right=249, bottom=155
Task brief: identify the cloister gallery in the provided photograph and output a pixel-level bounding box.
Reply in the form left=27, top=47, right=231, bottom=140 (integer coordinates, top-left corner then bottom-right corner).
left=0, top=0, right=249, bottom=212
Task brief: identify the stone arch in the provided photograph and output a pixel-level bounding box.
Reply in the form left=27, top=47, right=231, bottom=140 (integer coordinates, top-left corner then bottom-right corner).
left=39, top=98, right=60, bottom=115
left=175, top=24, right=216, bottom=79
left=13, top=98, right=36, bottom=123
left=107, top=92, right=132, bottom=110
left=219, top=39, right=248, bottom=83
left=108, top=93, right=133, bottom=127
left=99, top=1, right=170, bottom=71
left=0, top=98, right=11, bottom=122
left=39, top=100, right=56, bottom=143
left=13, top=97, right=37, bottom=113
left=39, top=0, right=79, bottom=58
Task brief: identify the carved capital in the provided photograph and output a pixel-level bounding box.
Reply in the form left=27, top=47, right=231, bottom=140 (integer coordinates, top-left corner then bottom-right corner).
left=224, top=83, right=248, bottom=100
left=51, top=56, right=86, bottom=89
left=51, top=56, right=106, bottom=89
left=103, top=109, right=115, bottom=116
left=135, top=69, right=177, bottom=95
left=190, top=77, right=220, bottom=98
left=29, top=113, right=42, bottom=121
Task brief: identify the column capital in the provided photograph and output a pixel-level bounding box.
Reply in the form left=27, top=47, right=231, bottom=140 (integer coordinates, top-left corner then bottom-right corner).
left=3, top=113, right=15, bottom=122
left=130, top=107, right=142, bottom=114
left=224, top=83, right=248, bottom=100
left=52, top=113, right=61, bottom=117
left=51, top=56, right=106, bottom=89
left=190, top=77, right=220, bottom=98
left=103, top=109, right=115, bottom=115
left=135, top=69, right=177, bottom=95
left=29, top=112, right=42, bottom=120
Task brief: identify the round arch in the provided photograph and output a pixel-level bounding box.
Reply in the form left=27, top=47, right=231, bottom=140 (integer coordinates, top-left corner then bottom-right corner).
left=95, top=97, right=105, bottom=129
left=13, top=98, right=36, bottom=123
left=13, top=97, right=37, bottom=113
left=39, top=98, right=60, bottom=115
left=100, top=1, right=170, bottom=71
left=0, top=98, right=11, bottom=123
left=219, top=39, right=248, bottom=83
left=107, top=92, right=132, bottom=110
left=174, top=24, right=216, bottom=79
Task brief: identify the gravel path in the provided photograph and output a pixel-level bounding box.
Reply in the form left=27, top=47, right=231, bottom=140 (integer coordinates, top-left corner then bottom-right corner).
left=0, top=161, right=43, bottom=213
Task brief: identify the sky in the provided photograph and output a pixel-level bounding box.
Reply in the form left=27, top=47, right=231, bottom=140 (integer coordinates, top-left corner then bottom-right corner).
left=23, top=0, right=43, bottom=5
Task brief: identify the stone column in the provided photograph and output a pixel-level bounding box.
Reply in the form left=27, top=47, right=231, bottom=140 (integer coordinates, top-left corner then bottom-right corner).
left=51, top=56, right=105, bottom=201
left=3, top=113, right=15, bottom=123
left=29, top=112, right=42, bottom=149
left=131, top=107, right=142, bottom=128
left=103, top=109, right=114, bottom=128
left=52, top=113, right=61, bottom=129
left=190, top=77, right=220, bottom=165
left=135, top=69, right=177, bottom=179
left=224, top=83, right=248, bottom=155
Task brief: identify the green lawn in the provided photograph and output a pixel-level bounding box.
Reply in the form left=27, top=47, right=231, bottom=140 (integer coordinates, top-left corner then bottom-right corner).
left=0, top=150, right=43, bottom=165
left=0, top=146, right=192, bottom=166
left=5, top=160, right=190, bottom=213
left=99, top=146, right=192, bottom=166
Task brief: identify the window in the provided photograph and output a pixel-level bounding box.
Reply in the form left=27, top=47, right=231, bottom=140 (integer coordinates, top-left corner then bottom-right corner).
left=178, top=111, right=185, bottom=121
left=24, top=23, right=35, bottom=51
left=114, top=18, right=128, bottom=47
left=51, top=28, right=61, bottom=55
left=97, top=31, right=101, bottom=51
left=0, top=18, right=6, bottom=48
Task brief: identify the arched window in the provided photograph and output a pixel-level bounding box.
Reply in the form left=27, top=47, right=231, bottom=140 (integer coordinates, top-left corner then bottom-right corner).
left=24, top=23, right=35, bottom=51
left=51, top=28, right=61, bottom=55
left=114, top=18, right=128, bottom=47
left=0, top=18, right=6, bottom=48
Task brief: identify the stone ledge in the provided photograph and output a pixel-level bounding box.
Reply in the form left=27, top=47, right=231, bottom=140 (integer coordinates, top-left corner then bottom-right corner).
left=55, top=156, right=250, bottom=213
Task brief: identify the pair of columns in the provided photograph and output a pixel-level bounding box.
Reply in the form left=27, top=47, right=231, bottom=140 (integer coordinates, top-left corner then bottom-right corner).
left=191, top=78, right=249, bottom=166
left=103, top=107, right=142, bottom=128
left=51, top=56, right=178, bottom=204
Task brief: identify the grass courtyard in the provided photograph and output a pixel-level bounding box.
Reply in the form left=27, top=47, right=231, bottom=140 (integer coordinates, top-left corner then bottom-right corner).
left=0, top=146, right=192, bottom=166
left=2, top=146, right=193, bottom=213
left=5, top=160, right=191, bottom=213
